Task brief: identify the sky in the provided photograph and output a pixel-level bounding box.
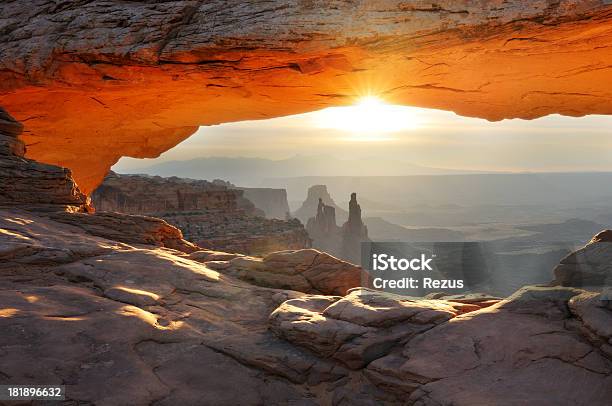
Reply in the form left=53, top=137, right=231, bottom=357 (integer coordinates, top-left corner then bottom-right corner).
left=114, top=97, right=612, bottom=173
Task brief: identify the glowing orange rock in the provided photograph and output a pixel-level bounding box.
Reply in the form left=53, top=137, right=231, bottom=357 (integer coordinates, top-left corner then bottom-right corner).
left=0, top=1, right=611, bottom=193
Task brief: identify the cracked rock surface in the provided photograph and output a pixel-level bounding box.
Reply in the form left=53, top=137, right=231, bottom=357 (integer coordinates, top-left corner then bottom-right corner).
left=1, top=208, right=611, bottom=405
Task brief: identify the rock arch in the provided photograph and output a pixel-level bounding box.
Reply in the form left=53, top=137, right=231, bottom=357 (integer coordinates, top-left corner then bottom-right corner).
left=1, top=1, right=611, bottom=193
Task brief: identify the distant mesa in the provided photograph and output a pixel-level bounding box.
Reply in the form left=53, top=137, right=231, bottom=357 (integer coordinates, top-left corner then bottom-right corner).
left=239, top=188, right=291, bottom=220
left=294, top=184, right=348, bottom=224
left=209, top=178, right=291, bottom=220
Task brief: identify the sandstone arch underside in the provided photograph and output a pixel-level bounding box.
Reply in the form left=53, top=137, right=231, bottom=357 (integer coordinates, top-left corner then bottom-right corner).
left=1, top=1, right=612, bottom=194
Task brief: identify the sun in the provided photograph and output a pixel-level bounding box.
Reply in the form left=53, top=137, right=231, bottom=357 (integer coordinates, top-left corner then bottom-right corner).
left=313, top=96, right=421, bottom=137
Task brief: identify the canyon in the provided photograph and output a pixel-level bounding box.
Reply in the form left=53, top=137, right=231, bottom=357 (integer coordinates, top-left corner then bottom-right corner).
left=92, top=172, right=310, bottom=256
left=1, top=2, right=612, bottom=404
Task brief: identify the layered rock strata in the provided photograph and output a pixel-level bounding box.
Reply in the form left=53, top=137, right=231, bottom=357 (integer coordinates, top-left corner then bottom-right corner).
left=211, top=179, right=291, bottom=219
left=47, top=211, right=198, bottom=254
left=0, top=109, right=196, bottom=253
left=93, top=172, right=261, bottom=215
left=0, top=107, right=89, bottom=212
left=165, top=211, right=310, bottom=255
left=92, top=172, right=311, bottom=255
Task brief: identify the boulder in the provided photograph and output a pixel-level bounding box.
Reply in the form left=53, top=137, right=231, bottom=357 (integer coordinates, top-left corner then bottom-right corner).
left=366, top=286, right=612, bottom=404
left=269, top=289, right=464, bottom=369
left=552, top=230, right=612, bottom=290
left=226, top=249, right=362, bottom=295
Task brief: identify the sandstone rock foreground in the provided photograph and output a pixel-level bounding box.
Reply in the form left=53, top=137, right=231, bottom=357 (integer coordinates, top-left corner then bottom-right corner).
left=1, top=208, right=611, bottom=405
left=218, top=248, right=362, bottom=295
left=1, top=1, right=612, bottom=192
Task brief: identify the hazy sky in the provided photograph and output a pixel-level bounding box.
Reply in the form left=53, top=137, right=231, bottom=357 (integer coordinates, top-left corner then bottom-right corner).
left=114, top=99, right=612, bottom=173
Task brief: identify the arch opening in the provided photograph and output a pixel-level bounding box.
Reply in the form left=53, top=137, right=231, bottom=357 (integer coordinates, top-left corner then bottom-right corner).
left=89, top=102, right=612, bottom=294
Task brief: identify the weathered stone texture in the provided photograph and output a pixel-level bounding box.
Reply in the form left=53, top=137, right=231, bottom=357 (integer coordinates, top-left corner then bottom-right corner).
left=220, top=248, right=362, bottom=295
left=47, top=211, right=198, bottom=254
left=2, top=208, right=612, bottom=405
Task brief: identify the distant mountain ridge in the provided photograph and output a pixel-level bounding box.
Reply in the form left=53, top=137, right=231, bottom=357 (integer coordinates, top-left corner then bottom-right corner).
left=115, top=155, right=491, bottom=186
left=262, top=172, right=612, bottom=209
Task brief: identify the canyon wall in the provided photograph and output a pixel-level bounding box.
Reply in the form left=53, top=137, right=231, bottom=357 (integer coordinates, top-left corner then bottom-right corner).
left=1, top=1, right=611, bottom=193
left=92, top=172, right=310, bottom=255
left=0, top=107, right=89, bottom=212
left=0, top=108, right=196, bottom=252
left=93, top=172, right=261, bottom=215
left=184, top=179, right=291, bottom=220
left=163, top=211, right=310, bottom=256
